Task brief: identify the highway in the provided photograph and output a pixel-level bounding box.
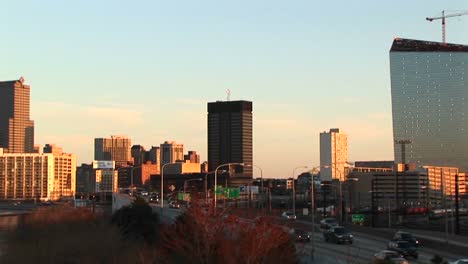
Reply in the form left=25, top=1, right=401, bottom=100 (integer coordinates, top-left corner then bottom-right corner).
left=146, top=204, right=467, bottom=263
left=292, top=220, right=467, bottom=264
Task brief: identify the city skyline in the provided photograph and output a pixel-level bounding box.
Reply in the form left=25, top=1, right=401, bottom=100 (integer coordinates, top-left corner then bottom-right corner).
left=3, top=1, right=468, bottom=178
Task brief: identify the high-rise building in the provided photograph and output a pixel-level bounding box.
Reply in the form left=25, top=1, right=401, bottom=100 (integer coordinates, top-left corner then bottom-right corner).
left=0, top=146, right=76, bottom=201
left=160, top=141, right=184, bottom=167
left=0, top=77, right=35, bottom=153
left=148, top=146, right=160, bottom=165
left=207, top=101, right=253, bottom=181
left=184, top=150, right=200, bottom=163
left=94, top=135, right=132, bottom=167
left=131, top=145, right=146, bottom=166
left=320, top=128, right=348, bottom=181
left=390, top=38, right=468, bottom=170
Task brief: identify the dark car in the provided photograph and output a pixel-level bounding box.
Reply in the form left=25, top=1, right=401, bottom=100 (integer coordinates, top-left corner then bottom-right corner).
left=294, top=228, right=311, bottom=242
left=169, top=201, right=181, bottom=209
left=323, top=226, right=353, bottom=244
left=373, top=250, right=408, bottom=264
left=320, top=217, right=338, bottom=230
left=149, top=195, right=159, bottom=203
left=393, top=231, right=419, bottom=247
left=387, top=240, right=418, bottom=259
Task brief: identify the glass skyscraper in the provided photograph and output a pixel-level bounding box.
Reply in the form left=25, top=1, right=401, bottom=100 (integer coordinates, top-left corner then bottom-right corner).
left=390, top=38, right=468, bottom=170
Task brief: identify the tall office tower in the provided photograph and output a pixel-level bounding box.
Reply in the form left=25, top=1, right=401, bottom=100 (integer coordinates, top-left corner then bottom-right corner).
left=320, top=128, right=348, bottom=181
left=148, top=146, right=160, bottom=165
left=94, top=135, right=132, bottom=167
left=160, top=141, right=184, bottom=167
left=207, top=101, right=253, bottom=180
left=390, top=38, right=468, bottom=170
left=184, top=150, right=200, bottom=163
left=0, top=147, right=76, bottom=201
left=0, top=77, right=35, bottom=153
left=131, top=145, right=146, bottom=166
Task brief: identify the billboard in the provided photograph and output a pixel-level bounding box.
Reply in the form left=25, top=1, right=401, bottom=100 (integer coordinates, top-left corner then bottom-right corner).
left=92, top=160, right=115, bottom=169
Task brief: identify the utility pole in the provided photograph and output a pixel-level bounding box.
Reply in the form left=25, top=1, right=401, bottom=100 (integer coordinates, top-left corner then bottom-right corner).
left=455, top=174, right=460, bottom=235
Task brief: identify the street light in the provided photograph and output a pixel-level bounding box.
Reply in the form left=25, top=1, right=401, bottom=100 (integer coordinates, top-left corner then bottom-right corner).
left=204, top=170, right=227, bottom=203
left=292, top=166, right=308, bottom=215
left=214, top=163, right=245, bottom=211
left=309, top=165, right=321, bottom=259
left=245, top=164, right=264, bottom=209
left=161, top=162, right=182, bottom=215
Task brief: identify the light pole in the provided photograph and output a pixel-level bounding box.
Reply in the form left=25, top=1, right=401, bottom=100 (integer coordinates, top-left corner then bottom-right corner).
left=246, top=164, right=264, bottom=209
left=161, top=162, right=181, bottom=215
left=309, top=166, right=321, bottom=259
left=214, top=163, right=245, bottom=211
left=292, top=166, right=308, bottom=215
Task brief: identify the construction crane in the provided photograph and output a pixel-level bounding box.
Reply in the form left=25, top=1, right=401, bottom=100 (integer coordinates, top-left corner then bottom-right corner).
left=426, top=10, right=468, bottom=45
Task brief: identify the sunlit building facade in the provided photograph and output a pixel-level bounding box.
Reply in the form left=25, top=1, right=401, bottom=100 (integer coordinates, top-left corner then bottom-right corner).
left=390, top=38, right=468, bottom=170
left=320, top=128, right=348, bottom=181
left=0, top=147, right=76, bottom=201
left=94, top=135, right=132, bottom=167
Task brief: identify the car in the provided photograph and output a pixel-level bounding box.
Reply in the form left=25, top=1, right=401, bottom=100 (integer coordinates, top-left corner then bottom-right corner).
left=450, top=259, right=468, bottom=264
left=293, top=228, right=311, bottom=242
left=320, top=217, right=338, bottom=230
left=149, top=195, right=159, bottom=203
left=392, top=231, right=419, bottom=247
left=281, top=211, right=297, bottom=220
left=373, top=250, right=408, bottom=264
left=387, top=240, right=418, bottom=259
left=140, top=191, right=149, bottom=196
left=323, top=226, right=353, bottom=244
left=169, top=201, right=181, bottom=209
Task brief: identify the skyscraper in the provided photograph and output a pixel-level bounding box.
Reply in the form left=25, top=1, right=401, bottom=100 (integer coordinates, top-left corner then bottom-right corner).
left=390, top=38, right=468, bottom=170
left=320, top=128, right=348, bottom=181
left=160, top=141, right=184, bottom=167
left=131, top=145, right=146, bottom=166
left=0, top=77, right=35, bottom=153
left=94, top=135, right=132, bottom=167
left=207, top=100, right=253, bottom=180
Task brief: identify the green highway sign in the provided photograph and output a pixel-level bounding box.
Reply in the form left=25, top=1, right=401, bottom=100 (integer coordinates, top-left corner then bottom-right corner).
left=214, top=186, right=240, bottom=198
left=352, top=214, right=365, bottom=223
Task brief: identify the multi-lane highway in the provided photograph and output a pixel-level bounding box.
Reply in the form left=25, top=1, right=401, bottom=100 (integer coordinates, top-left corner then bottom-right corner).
left=292, top=220, right=466, bottom=264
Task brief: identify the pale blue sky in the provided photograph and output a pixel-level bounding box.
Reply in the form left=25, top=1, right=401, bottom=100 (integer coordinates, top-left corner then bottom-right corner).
left=2, top=1, right=468, bottom=178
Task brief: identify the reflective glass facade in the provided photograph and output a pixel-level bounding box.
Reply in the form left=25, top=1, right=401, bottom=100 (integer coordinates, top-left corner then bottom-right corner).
left=390, top=39, right=468, bottom=170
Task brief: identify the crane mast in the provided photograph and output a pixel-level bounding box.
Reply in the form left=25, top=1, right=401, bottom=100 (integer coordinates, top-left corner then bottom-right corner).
left=426, top=10, right=468, bottom=44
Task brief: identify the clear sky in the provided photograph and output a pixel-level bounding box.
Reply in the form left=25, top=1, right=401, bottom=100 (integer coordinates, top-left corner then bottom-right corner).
left=2, top=0, right=468, bottom=178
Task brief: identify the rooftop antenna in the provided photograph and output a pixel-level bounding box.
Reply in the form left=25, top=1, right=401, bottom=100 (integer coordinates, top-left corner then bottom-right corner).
left=226, top=89, right=231, bottom=101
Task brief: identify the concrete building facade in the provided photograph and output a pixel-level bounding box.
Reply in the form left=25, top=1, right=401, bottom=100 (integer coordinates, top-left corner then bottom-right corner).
left=184, top=150, right=200, bottom=164
left=320, top=128, right=348, bottom=181
left=94, top=135, right=132, bottom=167
left=160, top=141, right=184, bottom=167
left=0, top=77, right=35, bottom=153
left=207, top=100, right=253, bottom=183
left=0, top=147, right=76, bottom=201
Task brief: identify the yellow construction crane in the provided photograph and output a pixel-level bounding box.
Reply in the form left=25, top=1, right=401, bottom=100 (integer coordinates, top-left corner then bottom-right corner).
left=426, top=10, right=468, bottom=44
